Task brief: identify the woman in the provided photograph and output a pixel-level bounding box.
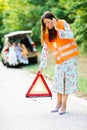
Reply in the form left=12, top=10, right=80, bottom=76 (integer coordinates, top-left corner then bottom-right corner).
left=39, top=11, right=79, bottom=114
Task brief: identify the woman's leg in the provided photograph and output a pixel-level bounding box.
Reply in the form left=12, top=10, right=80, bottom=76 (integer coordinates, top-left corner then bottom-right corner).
left=51, top=93, right=62, bottom=112
left=60, top=94, right=68, bottom=111
left=56, top=93, right=62, bottom=108
left=59, top=72, right=68, bottom=111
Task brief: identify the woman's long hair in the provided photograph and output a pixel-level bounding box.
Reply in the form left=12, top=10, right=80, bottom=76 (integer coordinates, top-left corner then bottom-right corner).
left=41, top=11, right=57, bottom=44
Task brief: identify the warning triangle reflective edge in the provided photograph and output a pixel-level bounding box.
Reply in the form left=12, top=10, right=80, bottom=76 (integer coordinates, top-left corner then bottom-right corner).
left=26, top=72, right=52, bottom=98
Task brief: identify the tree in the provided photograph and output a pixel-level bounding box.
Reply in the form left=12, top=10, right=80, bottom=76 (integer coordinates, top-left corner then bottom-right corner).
left=71, top=1, right=87, bottom=51
left=0, top=0, right=87, bottom=52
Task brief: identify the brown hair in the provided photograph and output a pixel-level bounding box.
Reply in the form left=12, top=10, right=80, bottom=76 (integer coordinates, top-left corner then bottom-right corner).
left=41, top=11, right=57, bottom=44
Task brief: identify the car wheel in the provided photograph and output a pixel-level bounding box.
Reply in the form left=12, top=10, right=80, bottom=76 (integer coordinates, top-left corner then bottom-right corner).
left=2, top=59, right=7, bottom=66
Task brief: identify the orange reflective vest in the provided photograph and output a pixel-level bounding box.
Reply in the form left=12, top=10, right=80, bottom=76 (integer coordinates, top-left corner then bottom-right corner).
left=45, top=20, right=79, bottom=64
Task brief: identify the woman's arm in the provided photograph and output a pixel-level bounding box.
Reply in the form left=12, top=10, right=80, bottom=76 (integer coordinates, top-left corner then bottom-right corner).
left=39, top=43, right=48, bottom=69
left=58, top=21, right=74, bottom=39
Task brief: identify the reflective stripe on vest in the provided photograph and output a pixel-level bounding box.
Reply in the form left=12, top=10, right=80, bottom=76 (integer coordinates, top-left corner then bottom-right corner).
left=52, top=42, right=78, bottom=61
left=58, top=42, right=76, bottom=51
left=53, top=42, right=76, bottom=55
left=56, top=48, right=78, bottom=61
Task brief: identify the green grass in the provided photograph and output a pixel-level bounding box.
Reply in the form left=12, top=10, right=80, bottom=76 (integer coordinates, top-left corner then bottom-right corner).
left=23, top=47, right=87, bottom=96
left=23, top=62, right=87, bottom=95
left=78, top=76, right=87, bottom=93
left=0, top=54, right=1, bottom=61
left=1, top=46, right=87, bottom=96
left=79, top=46, right=87, bottom=57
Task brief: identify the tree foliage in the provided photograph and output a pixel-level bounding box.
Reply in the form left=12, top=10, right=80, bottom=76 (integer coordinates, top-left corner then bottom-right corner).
left=71, top=1, right=87, bottom=51
left=0, top=0, right=87, bottom=52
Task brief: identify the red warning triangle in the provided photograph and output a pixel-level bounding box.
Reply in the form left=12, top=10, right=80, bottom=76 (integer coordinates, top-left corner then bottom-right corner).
left=26, top=71, right=52, bottom=98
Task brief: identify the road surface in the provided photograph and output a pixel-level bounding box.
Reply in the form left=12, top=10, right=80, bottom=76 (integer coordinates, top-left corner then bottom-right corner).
left=0, top=62, right=87, bottom=130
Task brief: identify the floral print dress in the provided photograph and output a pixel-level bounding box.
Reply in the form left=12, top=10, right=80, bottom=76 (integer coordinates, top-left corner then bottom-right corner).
left=39, top=21, right=78, bottom=94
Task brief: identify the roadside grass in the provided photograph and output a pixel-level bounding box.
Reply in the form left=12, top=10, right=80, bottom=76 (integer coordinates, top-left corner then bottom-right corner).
left=78, top=77, right=87, bottom=93
left=77, top=76, right=87, bottom=99
left=0, top=46, right=87, bottom=99
left=0, top=54, right=1, bottom=61
left=23, top=46, right=87, bottom=99
left=23, top=61, right=87, bottom=94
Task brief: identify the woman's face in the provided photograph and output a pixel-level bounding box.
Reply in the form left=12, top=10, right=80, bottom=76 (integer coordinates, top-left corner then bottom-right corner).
left=43, top=18, right=53, bottom=29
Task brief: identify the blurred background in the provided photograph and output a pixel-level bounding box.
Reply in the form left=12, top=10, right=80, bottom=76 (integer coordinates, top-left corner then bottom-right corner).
left=0, top=0, right=87, bottom=99
left=0, top=0, right=87, bottom=52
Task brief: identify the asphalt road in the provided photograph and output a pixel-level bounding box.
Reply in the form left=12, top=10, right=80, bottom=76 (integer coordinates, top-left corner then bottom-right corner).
left=0, top=62, right=87, bottom=130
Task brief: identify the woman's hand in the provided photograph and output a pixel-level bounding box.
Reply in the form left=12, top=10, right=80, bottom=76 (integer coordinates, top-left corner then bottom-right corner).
left=52, top=18, right=59, bottom=31
left=38, top=68, right=43, bottom=74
